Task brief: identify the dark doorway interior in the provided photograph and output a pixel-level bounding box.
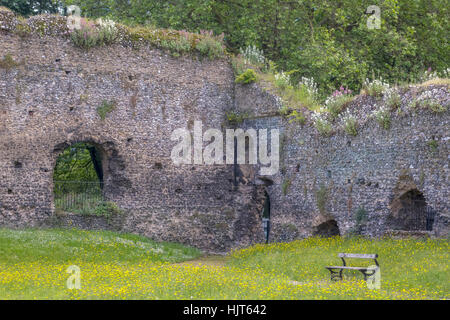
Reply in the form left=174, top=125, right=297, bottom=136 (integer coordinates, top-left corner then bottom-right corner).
left=53, top=142, right=104, bottom=214
left=313, top=219, right=340, bottom=237
left=389, top=189, right=435, bottom=231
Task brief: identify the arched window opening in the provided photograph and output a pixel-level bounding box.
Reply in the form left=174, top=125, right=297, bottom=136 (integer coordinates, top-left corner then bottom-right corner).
left=53, top=142, right=104, bottom=215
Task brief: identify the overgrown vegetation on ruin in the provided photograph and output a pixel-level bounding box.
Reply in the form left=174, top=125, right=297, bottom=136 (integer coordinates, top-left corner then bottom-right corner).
left=242, top=47, right=447, bottom=127
left=0, top=228, right=447, bottom=299
left=96, top=100, right=116, bottom=120
left=233, top=45, right=448, bottom=137
left=0, top=53, right=20, bottom=70
left=1, top=6, right=448, bottom=138
left=0, top=7, right=226, bottom=59
left=10, top=1, right=446, bottom=98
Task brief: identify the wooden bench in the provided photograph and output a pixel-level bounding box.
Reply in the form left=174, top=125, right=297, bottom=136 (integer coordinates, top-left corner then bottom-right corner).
left=325, top=253, right=379, bottom=281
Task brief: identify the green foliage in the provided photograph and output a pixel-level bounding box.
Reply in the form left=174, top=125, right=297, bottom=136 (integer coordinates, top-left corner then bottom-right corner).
left=407, top=97, right=446, bottom=113
left=0, top=53, right=20, bottom=69
left=231, top=55, right=246, bottom=75
left=282, top=178, right=291, bottom=196
left=278, top=104, right=290, bottom=117
left=342, top=116, right=358, bottom=136
left=93, top=201, right=123, bottom=218
left=338, top=109, right=358, bottom=136
left=195, top=36, right=224, bottom=59
left=13, top=20, right=32, bottom=37
left=226, top=111, right=248, bottom=125
left=160, top=37, right=191, bottom=57
left=424, top=99, right=446, bottom=113
left=53, top=142, right=107, bottom=216
left=362, top=78, right=390, bottom=97
left=124, top=25, right=225, bottom=59
left=240, top=45, right=266, bottom=68
left=287, top=109, right=306, bottom=125
left=70, top=18, right=118, bottom=49
left=373, top=106, right=391, bottom=130
left=260, top=71, right=321, bottom=115
left=427, top=139, right=439, bottom=152
left=312, top=113, right=333, bottom=136
left=235, top=69, right=257, bottom=84
left=4, top=0, right=449, bottom=95
left=53, top=142, right=99, bottom=182
left=355, top=207, right=368, bottom=226
left=385, top=89, right=401, bottom=110
left=408, top=99, right=419, bottom=111
left=97, top=100, right=116, bottom=120
left=349, top=206, right=368, bottom=235
left=0, top=0, right=61, bottom=16
left=326, top=94, right=355, bottom=120
left=273, top=71, right=292, bottom=91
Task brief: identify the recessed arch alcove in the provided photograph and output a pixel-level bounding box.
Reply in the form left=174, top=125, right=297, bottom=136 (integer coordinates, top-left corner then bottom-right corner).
left=389, top=188, right=434, bottom=231
left=312, top=219, right=340, bottom=237
left=388, top=172, right=436, bottom=232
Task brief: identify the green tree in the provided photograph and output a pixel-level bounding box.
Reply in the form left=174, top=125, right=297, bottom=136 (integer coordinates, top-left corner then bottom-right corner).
left=53, top=142, right=101, bottom=182
left=0, top=0, right=62, bottom=16
left=4, top=0, right=449, bottom=96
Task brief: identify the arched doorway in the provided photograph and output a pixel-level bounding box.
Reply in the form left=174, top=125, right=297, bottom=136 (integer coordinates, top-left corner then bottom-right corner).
left=389, top=188, right=435, bottom=231
left=53, top=142, right=105, bottom=215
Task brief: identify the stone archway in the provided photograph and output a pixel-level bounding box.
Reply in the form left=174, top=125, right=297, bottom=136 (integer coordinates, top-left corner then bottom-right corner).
left=51, top=138, right=130, bottom=213
left=389, top=188, right=432, bottom=231
left=312, top=219, right=340, bottom=237
left=388, top=172, right=435, bottom=232
left=52, top=142, right=105, bottom=215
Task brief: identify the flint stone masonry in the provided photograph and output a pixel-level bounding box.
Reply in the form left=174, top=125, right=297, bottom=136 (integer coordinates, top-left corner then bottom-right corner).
left=237, top=83, right=450, bottom=241
left=1, top=12, right=449, bottom=252
left=0, top=14, right=266, bottom=252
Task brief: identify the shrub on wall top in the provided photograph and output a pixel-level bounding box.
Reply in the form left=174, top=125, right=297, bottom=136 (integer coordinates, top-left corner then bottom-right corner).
left=70, top=18, right=118, bottom=49
left=235, top=69, right=257, bottom=84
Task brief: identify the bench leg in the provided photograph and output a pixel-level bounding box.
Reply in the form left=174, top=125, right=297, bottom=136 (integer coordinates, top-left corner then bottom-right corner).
left=360, top=269, right=376, bottom=281
left=328, top=269, right=343, bottom=281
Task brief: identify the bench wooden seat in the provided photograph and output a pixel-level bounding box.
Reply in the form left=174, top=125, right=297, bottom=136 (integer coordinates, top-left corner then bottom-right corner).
left=325, top=253, right=379, bottom=281
left=326, top=266, right=371, bottom=270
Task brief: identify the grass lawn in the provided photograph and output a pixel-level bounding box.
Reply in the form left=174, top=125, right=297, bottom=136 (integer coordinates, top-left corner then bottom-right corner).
left=0, top=228, right=448, bottom=299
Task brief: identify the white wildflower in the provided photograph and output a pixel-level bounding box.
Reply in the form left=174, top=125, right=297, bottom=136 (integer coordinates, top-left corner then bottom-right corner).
left=299, top=76, right=318, bottom=98
left=240, top=45, right=266, bottom=66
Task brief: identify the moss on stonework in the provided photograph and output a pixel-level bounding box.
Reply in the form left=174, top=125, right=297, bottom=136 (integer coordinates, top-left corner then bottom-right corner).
left=315, top=184, right=328, bottom=214
left=226, top=111, right=249, bottom=125
left=0, top=54, right=20, bottom=70
left=427, top=139, right=439, bottom=152
left=97, top=100, right=116, bottom=120
left=282, top=178, right=291, bottom=195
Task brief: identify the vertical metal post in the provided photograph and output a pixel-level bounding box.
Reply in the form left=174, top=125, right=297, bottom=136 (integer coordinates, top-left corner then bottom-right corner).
left=262, top=218, right=270, bottom=244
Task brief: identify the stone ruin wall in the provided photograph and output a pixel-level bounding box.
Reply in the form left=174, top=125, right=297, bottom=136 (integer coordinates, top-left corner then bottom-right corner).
left=236, top=84, right=449, bottom=242
left=0, top=23, right=268, bottom=252
left=1, top=12, right=449, bottom=252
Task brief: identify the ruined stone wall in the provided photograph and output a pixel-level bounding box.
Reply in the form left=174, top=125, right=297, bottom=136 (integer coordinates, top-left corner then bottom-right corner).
left=1, top=11, right=449, bottom=253
left=236, top=83, right=450, bottom=241
left=0, top=17, right=266, bottom=252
